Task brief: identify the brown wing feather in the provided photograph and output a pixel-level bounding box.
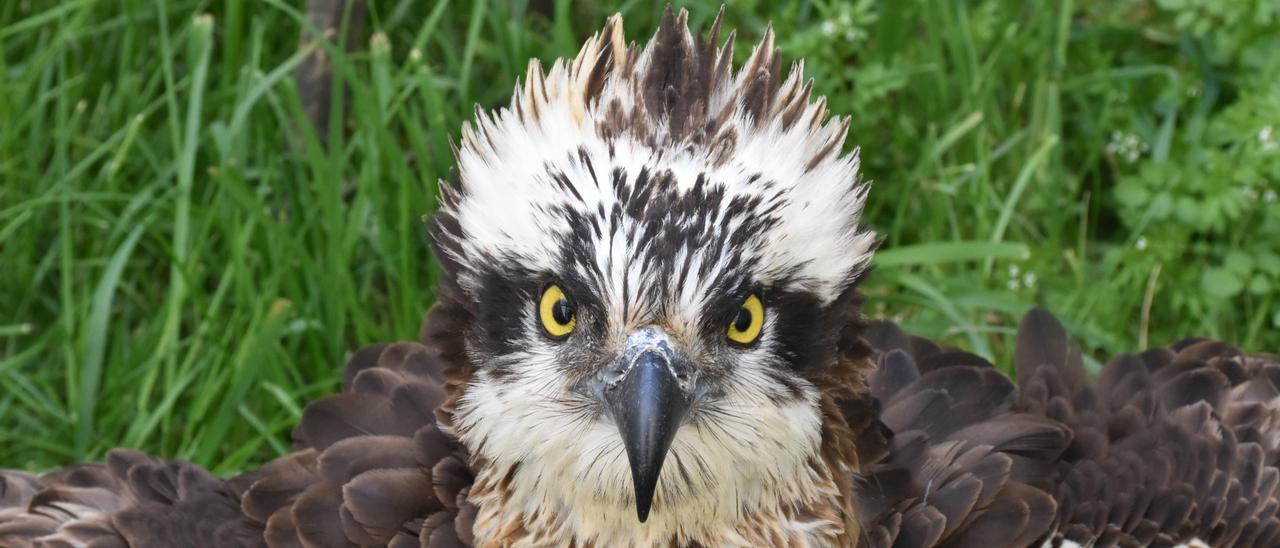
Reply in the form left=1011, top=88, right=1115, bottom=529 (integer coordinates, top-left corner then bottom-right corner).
left=1, top=450, right=263, bottom=547
left=1012, top=309, right=1280, bottom=547
left=855, top=319, right=1069, bottom=548
left=859, top=308, right=1280, bottom=547
left=241, top=301, right=476, bottom=547
left=5, top=293, right=1278, bottom=548
left=1, top=302, right=476, bottom=548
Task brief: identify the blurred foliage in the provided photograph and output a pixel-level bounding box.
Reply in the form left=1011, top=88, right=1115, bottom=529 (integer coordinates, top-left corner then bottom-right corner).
left=754, top=0, right=1280, bottom=355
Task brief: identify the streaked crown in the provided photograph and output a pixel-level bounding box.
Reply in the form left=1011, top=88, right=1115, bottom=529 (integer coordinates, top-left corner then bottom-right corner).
left=431, top=8, right=875, bottom=308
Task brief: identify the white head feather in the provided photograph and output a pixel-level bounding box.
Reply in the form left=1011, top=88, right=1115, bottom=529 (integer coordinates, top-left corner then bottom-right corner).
left=432, top=10, right=875, bottom=308
left=432, top=9, right=873, bottom=546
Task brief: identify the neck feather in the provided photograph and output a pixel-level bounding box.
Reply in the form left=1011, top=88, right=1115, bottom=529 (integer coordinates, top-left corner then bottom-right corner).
left=464, top=453, right=856, bottom=546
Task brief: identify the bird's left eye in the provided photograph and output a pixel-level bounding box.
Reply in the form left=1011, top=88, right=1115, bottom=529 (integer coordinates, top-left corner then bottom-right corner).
left=539, top=284, right=577, bottom=339
left=727, top=294, right=764, bottom=346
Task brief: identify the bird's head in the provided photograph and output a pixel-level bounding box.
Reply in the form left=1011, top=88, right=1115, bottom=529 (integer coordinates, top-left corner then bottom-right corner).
left=427, top=8, right=876, bottom=538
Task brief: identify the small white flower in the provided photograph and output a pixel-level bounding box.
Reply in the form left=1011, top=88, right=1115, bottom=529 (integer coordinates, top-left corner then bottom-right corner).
left=844, top=30, right=857, bottom=41
left=1265, top=190, right=1278, bottom=203
left=1260, top=125, right=1273, bottom=143
left=821, top=20, right=837, bottom=36
left=370, top=32, right=390, bottom=54
left=1107, top=131, right=1147, bottom=164
left=1007, top=279, right=1021, bottom=291
left=1008, top=265, right=1020, bottom=278
left=1135, top=237, right=1148, bottom=251
left=1023, top=272, right=1037, bottom=287
left=1243, top=187, right=1260, bottom=200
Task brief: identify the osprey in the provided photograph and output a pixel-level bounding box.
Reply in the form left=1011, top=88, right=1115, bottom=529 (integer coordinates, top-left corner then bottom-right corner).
left=3, top=8, right=1279, bottom=548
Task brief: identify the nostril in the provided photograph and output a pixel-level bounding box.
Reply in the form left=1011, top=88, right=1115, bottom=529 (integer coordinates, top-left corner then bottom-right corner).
left=600, top=360, right=628, bottom=387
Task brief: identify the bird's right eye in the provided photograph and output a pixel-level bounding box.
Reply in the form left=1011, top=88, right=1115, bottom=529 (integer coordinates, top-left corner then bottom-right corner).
left=727, top=294, right=764, bottom=346
left=539, top=284, right=577, bottom=339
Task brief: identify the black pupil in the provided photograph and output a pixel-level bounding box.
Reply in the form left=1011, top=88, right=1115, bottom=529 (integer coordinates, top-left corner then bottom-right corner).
left=552, top=298, right=574, bottom=324
left=732, top=307, right=752, bottom=332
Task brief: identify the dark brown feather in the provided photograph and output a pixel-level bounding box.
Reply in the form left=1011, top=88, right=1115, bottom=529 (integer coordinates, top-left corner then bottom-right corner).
left=1008, top=309, right=1280, bottom=547
left=857, top=308, right=1280, bottom=547
left=856, top=328, right=1066, bottom=548
left=252, top=332, right=473, bottom=547
left=1, top=305, right=474, bottom=548
left=4, top=301, right=1278, bottom=547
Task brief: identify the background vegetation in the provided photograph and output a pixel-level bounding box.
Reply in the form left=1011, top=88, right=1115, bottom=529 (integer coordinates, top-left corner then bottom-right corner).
left=2, top=0, right=1277, bottom=472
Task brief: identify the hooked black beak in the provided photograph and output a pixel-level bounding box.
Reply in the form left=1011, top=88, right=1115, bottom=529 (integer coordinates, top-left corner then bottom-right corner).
left=602, top=333, right=695, bottom=523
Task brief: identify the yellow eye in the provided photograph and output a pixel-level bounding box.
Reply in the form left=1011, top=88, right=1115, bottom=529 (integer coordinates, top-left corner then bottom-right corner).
left=727, top=294, right=764, bottom=345
left=539, top=284, right=577, bottom=338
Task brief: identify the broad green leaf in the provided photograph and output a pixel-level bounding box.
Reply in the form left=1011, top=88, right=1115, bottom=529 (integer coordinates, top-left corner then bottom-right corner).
left=1202, top=267, right=1244, bottom=298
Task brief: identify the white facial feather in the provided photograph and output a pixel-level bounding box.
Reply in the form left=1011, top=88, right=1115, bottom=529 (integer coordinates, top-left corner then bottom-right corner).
left=439, top=9, right=867, bottom=546
left=455, top=335, right=831, bottom=545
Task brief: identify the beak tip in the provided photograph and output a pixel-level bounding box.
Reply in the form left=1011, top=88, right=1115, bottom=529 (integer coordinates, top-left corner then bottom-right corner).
left=633, top=476, right=656, bottom=523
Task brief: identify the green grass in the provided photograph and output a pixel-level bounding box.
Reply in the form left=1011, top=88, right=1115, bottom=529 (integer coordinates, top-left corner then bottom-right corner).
left=2, top=0, right=1277, bottom=472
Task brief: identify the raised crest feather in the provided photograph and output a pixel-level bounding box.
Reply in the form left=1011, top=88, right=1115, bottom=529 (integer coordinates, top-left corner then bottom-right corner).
left=431, top=7, right=875, bottom=307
